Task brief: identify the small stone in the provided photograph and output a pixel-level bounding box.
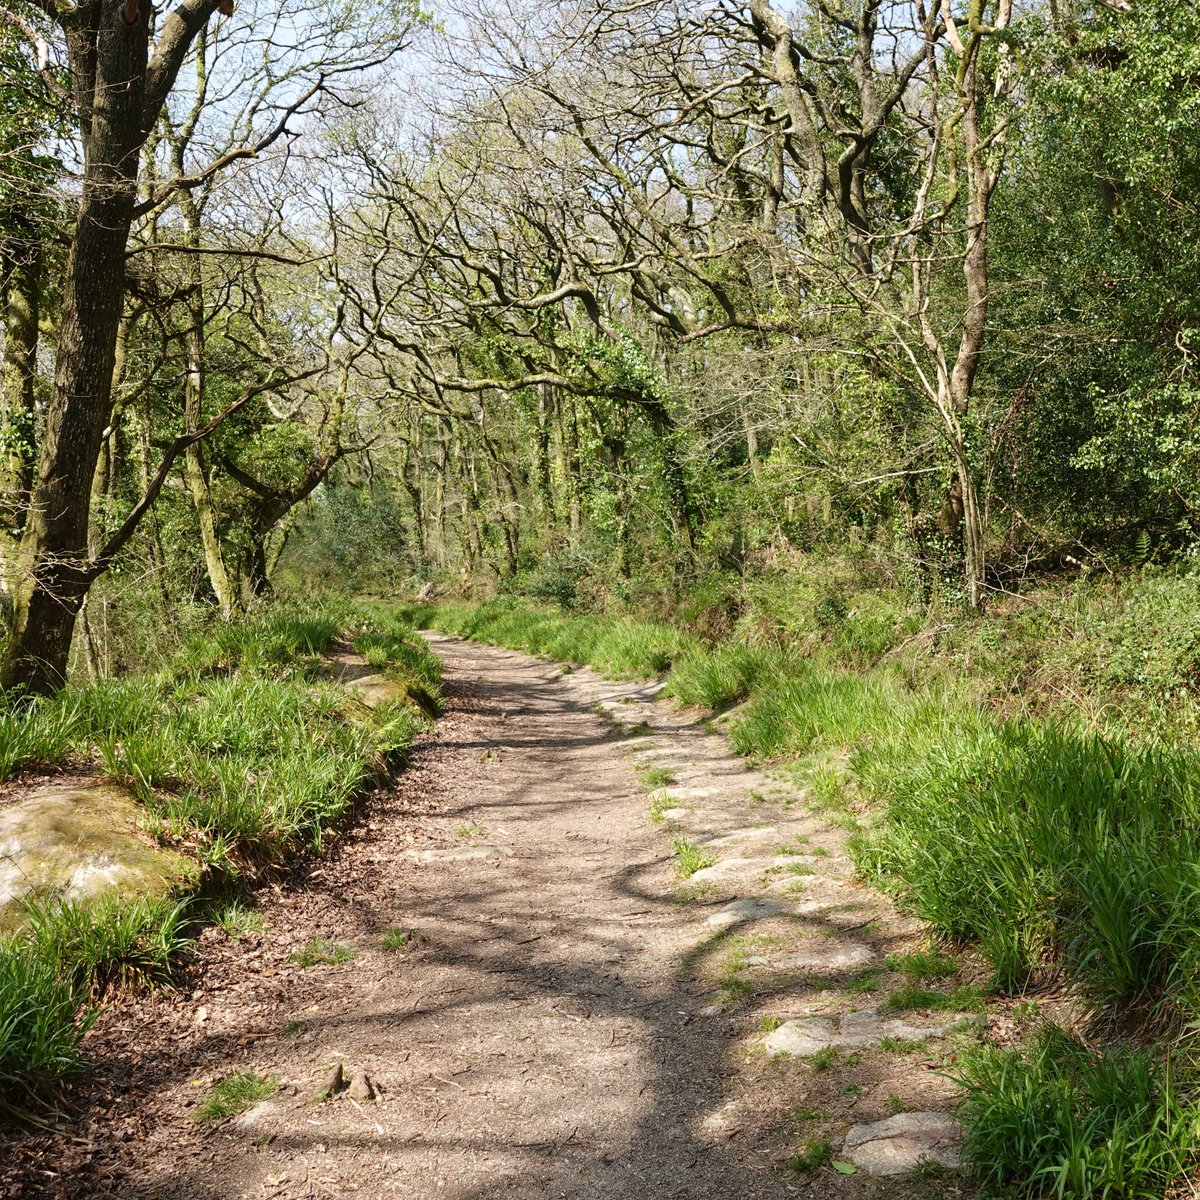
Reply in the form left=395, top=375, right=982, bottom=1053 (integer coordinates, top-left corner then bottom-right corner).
left=842, top=1111, right=961, bottom=1176
left=347, top=1071, right=375, bottom=1102
left=316, top=1062, right=345, bottom=1101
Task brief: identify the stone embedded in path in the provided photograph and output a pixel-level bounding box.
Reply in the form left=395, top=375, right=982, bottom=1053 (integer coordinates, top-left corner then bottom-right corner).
left=770, top=943, right=875, bottom=972
left=688, top=857, right=775, bottom=886
left=842, top=1112, right=962, bottom=1176
left=0, top=783, right=200, bottom=932
left=791, top=897, right=877, bottom=928
left=699, top=826, right=779, bottom=848
left=762, top=1009, right=982, bottom=1057
left=704, top=897, right=788, bottom=928
left=657, top=785, right=725, bottom=801
left=400, top=845, right=513, bottom=864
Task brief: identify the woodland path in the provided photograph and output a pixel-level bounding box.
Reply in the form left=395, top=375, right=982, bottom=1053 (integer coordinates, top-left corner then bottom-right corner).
left=3, top=636, right=974, bottom=1200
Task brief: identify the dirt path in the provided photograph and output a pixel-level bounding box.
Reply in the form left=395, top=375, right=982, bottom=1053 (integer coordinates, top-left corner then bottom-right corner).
left=3, top=636, right=976, bottom=1200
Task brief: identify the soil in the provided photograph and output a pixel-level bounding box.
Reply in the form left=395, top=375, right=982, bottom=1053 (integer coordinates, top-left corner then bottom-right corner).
left=0, top=636, right=985, bottom=1200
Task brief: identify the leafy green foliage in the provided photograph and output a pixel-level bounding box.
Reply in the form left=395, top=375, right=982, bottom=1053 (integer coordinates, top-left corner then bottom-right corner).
left=957, top=1027, right=1199, bottom=1199
left=0, top=939, right=95, bottom=1100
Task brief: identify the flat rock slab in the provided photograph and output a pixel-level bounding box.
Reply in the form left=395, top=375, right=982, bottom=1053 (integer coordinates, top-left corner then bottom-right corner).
left=790, top=897, right=877, bottom=928
left=763, top=1009, right=981, bottom=1057
left=699, top=827, right=779, bottom=848
left=0, top=783, right=199, bottom=931
left=704, top=898, right=788, bottom=928
left=400, top=845, right=514, bottom=863
left=843, top=1111, right=961, bottom=1176
left=689, top=857, right=775, bottom=886
left=659, top=786, right=725, bottom=801
left=770, top=943, right=875, bottom=972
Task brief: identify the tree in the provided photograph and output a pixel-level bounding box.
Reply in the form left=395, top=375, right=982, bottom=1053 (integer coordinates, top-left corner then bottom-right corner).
left=0, top=0, right=421, bottom=691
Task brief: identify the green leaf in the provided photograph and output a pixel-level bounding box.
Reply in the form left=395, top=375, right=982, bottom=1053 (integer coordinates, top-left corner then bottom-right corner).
left=832, top=1161, right=858, bottom=1174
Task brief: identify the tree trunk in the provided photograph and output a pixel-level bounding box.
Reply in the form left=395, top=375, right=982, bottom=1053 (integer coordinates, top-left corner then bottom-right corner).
left=1, top=0, right=229, bottom=692
left=0, top=237, right=39, bottom=533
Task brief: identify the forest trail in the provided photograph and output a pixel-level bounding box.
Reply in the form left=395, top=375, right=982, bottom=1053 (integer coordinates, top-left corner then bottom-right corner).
left=7, top=636, right=971, bottom=1199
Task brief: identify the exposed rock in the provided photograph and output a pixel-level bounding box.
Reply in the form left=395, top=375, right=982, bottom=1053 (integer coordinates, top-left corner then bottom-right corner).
left=0, top=783, right=199, bottom=932
left=699, top=827, right=779, bottom=848
left=315, top=1062, right=345, bottom=1101
left=770, top=943, right=875, bottom=972
left=400, top=845, right=513, bottom=863
left=842, top=1111, right=961, bottom=1176
left=347, top=1071, right=375, bottom=1102
left=763, top=1009, right=981, bottom=1057
left=688, top=857, right=775, bottom=886
left=234, top=1099, right=282, bottom=1132
left=704, top=897, right=788, bottom=928
left=697, top=1099, right=745, bottom=1141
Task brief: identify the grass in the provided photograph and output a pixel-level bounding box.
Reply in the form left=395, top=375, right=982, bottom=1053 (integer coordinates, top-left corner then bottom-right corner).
left=880, top=984, right=986, bottom=1014
left=635, top=764, right=676, bottom=791
left=885, top=948, right=959, bottom=981
left=956, top=1026, right=1200, bottom=1198
left=194, top=1071, right=277, bottom=1122
left=785, top=1136, right=833, bottom=1175
left=289, top=939, right=356, bottom=967
left=211, top=900, right=264, bottom=940
left=454, top=822, right=485, bottom=838
left=0, top=939, right=96, bottom=1099
left=648, top=790, right=676, bottom=824
left=0, top=603, right=438, bottom=1112
left=672, top=838, right=716, bottom=878
left=380, top=927, right=413, bottom=950
left=20, top=894, right=193, bottom=996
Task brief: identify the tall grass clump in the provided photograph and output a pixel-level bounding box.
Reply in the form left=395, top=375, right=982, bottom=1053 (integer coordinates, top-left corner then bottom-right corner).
left=666, top=644, right=788, bottom=710
left=856, top=720, right=1200, bottom=1018
left=0, top=939, right=96, bottom=1101
left=956, top=1026, right=1200, bottom=1198
left=21, top=895, right=193, bottom=996
left=174, top=604, right=347, bottom=678
left=730, top=667, right=901, bottom=759
left=0, top=697, right=85, bottom=782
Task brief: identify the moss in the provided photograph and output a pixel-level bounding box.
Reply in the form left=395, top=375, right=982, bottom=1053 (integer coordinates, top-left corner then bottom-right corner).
left=0, top=783, right=200, bottom=933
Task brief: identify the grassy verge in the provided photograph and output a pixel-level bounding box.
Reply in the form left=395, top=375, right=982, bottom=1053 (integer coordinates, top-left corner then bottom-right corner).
left=403, top=594, right=1200, bottom=1197
left=0, top=602, right=439, bottom=1112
